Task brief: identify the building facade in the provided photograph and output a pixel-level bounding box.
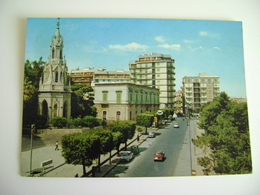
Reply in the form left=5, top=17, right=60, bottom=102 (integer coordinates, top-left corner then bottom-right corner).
left=129, top=53, right=176, bottom=109
left=182, top=73, right=220, bottom=113
left=38, top=19, right=71, bottom=123
left=68, top=68, right=131, bottom=85
left=173, top=90, right=183, bottom=114
left=94, top=83, right=160, bottom=121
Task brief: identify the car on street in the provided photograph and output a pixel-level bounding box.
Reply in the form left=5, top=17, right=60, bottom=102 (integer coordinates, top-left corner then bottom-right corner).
left=153, top=150, right=165, bottom=161
left=119, top=151, right=134, bottom=162
left=148, top=131, right=155, bottom=138
left=173, top=122, right=179, bottom=128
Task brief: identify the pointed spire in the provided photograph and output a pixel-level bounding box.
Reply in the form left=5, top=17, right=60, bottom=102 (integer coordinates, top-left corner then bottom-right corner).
left=55, top=18, right=61, bottom=37
left=57, top=18, right=60, bottom=30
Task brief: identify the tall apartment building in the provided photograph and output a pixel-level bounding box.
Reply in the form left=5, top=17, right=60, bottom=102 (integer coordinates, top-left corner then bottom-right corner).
left=182, top=73, right=220, bottom=113
left=129, top=53, right=176, bottom=109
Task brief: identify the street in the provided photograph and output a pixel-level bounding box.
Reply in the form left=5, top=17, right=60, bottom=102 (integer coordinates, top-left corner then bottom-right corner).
left=106, top=117, right=195, bottom=177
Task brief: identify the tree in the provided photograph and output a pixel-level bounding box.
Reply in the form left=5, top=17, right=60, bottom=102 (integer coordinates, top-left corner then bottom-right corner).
left=136, top=113, right=154, bottom=134
left=89, top=129, right=113, bottom=171
left=61, top=132, right=100, bottom=176
left=110, top=120, right=136, bottom=150
left=192, top=92, right=252, bottom=175
left=23, top=58, right=44, bottom=128
left=71, top=83, right=97, bottom=118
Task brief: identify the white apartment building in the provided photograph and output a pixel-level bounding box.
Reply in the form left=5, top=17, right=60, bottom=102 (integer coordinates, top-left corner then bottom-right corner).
left=94, top=83, right=160, bottom=121
left=129, top=53, right=176, bottom=109
left=182, top=73, right=220, bottom=113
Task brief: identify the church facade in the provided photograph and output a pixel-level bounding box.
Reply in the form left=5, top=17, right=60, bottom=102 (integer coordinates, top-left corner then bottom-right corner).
left=38, top=19, right=71, bottom=124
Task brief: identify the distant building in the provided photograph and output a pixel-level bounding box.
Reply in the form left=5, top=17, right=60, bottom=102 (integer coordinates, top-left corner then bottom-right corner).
left=173, top=90, right=183, bottom=114
left=94, top=83, right=160, bottom=121
left=93, top=69, right=131, bottom=84
left=182, top=73, right=220, bottom=113
left=68, top=68, right=131, bottom=85
left=38, top=19, right=71, bottom=123
left=68, top=67, right=98, bottom=85
left=230, top=97, right=247, bottom=103
left=129, top=53, right=176, bottom=109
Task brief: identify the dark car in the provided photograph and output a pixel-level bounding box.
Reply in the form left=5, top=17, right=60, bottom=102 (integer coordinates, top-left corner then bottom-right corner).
left=153, top=150, right=165, bottom=161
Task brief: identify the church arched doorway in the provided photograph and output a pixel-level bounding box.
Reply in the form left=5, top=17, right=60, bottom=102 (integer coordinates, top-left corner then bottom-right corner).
left=41, top=100, right=48, bottom=117
left=63, top=100, right=68, bottom=118
left=54, top=103, right=58, bottom=117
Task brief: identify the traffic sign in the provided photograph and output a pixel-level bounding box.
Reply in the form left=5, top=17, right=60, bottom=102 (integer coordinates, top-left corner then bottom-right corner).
left=157, top=110, right=163, bottom=115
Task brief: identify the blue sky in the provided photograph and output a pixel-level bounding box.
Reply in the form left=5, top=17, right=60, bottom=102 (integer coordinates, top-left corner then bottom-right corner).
left=25, top=18, right=246, bottom=97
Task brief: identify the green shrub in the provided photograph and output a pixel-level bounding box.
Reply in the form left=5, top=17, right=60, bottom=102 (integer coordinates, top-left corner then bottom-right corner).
left=52, top=117, right=67, bottom=128
left=81, top=116, right=98, bottom=128
left=72, top=118, right=82, bottom=127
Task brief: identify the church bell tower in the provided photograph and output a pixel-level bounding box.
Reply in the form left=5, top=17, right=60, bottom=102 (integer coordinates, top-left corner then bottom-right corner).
left=38, top=18, right=71, bottom=124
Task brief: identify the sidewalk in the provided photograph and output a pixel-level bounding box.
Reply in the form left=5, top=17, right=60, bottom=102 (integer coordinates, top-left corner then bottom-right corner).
left=21, top=131, right=150, bottom=178
left=191, top=120, right=215, bottom=176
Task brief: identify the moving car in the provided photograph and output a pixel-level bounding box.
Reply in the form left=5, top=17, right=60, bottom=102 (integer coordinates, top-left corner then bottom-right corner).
left=173, top=122, right=179, bottom=128
left=153, top=150, right=165, bottom=161
left=119, top=151, right=134, bottom=162
left=148, top=131, right=155, bottom=138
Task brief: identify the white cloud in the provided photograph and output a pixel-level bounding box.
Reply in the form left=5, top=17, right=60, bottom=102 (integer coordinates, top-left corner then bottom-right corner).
left=199, top=31, right=220, bottom=38
left=109, top=42, right=148, bottom=51
left=155, top=36, right=165, bottom=42
left=157, top=44, right=181, bottom=50
left=213, top=46, right=221, bottom=50
left=183, top=39, right=195, bottom=43
left=199, top=46, right=204, bottom=50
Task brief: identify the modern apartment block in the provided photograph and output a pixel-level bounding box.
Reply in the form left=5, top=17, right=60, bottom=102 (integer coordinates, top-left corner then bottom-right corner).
left=129, top=53, right=176, bottom=109
left=94, top=83, right=160, bottom=121
left=182, top=73, right=220, bottom=113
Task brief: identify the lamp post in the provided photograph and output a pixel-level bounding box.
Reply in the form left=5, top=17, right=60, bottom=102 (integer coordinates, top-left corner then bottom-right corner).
left=30, top=124, right=35, bottom=176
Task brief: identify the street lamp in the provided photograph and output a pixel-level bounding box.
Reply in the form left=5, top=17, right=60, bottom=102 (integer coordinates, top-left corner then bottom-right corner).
left=30, top=124, right=36, bottom=176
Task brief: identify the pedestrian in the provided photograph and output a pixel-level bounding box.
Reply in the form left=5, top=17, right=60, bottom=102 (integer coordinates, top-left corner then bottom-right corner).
left=55, top=141, right=59, bottom=150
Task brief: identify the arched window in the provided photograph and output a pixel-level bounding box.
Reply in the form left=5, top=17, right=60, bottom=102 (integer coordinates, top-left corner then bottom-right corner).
left=116, top=111, right=121, bottom=120
left=52, top=48, right=55, bottom=59
left=55, top=71, right=59, bottom=82
left=103, top=111, right=107, bottom=120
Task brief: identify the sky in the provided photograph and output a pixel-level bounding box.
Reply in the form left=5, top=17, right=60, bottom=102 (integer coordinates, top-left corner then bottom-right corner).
left=25, top=18, right=247, bottom=97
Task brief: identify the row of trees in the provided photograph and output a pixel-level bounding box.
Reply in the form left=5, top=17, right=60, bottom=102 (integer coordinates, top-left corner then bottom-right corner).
left=192, top=92, right=252, bottom=175
left=61, top=120, right=136, bottom=176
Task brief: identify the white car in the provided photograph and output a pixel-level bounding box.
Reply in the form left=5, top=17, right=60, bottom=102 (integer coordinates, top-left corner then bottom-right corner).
left=173, top=123, right=179, bottom=128
left=119, top=151, right=134, bottom=162
left=148, top=131, right=155, bottom=138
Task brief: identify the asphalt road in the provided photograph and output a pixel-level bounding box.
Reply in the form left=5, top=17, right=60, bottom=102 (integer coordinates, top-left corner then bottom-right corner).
left=106, top=117, right=190, bottom=177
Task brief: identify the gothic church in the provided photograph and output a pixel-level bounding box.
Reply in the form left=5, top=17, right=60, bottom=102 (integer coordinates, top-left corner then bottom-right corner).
left=38, top=19, right=71, bottom=124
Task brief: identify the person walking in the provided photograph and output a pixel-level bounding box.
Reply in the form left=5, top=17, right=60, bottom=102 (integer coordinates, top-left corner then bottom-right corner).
left=55, top=141, right=59, bottom=150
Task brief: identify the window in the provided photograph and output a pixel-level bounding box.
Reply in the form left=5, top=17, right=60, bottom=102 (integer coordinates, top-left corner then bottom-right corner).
left=116, top=91, right=122, bottom=104
left=102, top=91, right=108, bottom=103
left=55, top=71, right=59, bottom=82
left=116, top=111, right=121, bottom=120
left=103, top=111, right=107, bottom=120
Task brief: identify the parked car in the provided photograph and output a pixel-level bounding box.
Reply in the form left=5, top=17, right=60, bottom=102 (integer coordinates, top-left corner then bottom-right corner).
left=173, top=122, right=179, bottom=128
left=153, top=150, right=165, bottom=161
left=119, top=151, right=134, bottom=162
left=148, top=131, right=155, bottom=138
